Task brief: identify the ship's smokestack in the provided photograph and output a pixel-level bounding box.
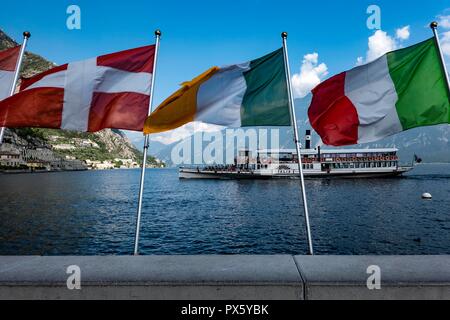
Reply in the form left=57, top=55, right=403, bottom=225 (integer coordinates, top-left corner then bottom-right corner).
left=305, top=130, right=312, bottom=150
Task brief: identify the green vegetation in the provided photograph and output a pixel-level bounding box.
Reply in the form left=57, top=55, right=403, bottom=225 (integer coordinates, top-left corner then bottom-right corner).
left=15, top=128, right=46, bottom=140
left=114, top=160, right=124, bottom=168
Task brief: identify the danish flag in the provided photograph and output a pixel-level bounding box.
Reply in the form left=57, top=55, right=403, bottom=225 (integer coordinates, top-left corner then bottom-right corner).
left=0, top=46, right=20, bottom=100
left=0, top=45, right=155, bottom=132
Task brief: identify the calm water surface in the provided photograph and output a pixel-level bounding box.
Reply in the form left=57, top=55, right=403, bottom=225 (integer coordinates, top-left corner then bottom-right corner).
left=0, top=164, right=449, bottom=255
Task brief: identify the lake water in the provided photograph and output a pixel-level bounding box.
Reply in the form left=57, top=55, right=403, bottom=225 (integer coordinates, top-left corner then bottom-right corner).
left=0, top=164, right=449, bottom=255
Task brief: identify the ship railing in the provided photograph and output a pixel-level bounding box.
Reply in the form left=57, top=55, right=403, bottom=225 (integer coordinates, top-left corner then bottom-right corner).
left=318, top=156, right=398, bottom=163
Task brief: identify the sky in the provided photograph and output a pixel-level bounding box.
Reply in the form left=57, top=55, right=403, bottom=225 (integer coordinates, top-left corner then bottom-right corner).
left=1, top=0, right=449, bottom=145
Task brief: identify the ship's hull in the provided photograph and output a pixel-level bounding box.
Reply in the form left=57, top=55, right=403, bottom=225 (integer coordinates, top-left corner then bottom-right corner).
left=179, top=167, right=414, bottom=180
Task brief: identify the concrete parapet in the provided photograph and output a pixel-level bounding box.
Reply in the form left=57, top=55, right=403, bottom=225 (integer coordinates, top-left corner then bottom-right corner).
left=0, top=255, right=448, bottom=300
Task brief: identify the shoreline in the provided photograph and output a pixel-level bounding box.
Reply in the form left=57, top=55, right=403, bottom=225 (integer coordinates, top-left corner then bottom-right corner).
left=2, top=163, right=449, bottom=174
left=0, top=167, right=168, bottom=175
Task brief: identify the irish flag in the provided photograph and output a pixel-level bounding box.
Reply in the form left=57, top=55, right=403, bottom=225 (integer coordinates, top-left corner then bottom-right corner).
left=308, top=38, right=450, bottom=146
left=144, top=48, right=291, bottom=134
left=0, top=46, right=20, bottom=100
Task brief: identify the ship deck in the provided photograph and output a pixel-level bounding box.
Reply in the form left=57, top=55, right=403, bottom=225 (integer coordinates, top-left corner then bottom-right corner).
left=179, top=166, right=414, bottom=180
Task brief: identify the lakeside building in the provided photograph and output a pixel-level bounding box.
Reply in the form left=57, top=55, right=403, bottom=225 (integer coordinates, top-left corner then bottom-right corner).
left=0, top=145, right=86, bottom=172
left=0, top=149, right=25, bottom=168
left=113, top=158, right=140, bottom=169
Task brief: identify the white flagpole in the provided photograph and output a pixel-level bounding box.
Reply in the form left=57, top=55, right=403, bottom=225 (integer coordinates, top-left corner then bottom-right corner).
left=281, top=32, right=314, bottom=255
left=134, top=29, right=161, bottom=255
left=0, top=31, right=31, bottom=145
left=430, top=22, right=450, bottom=95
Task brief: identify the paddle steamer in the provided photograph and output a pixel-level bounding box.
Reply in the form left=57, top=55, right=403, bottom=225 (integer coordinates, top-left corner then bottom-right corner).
left=179, top=131, right=414, bottom=179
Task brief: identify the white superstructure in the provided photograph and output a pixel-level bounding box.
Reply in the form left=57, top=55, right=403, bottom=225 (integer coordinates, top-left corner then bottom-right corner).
left=179, top=131, right=414, bottom=179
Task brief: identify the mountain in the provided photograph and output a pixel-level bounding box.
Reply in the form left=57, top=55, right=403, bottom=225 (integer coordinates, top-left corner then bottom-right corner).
left=153, top=94, right=450, bottom=166
left=0, top=28, right=163, bottom=170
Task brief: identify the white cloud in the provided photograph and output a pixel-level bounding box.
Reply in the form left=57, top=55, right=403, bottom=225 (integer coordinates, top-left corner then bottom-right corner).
left=366, top=30, right=397, bottom=62
left=441, top=31, right=450, bottom=58
left=291, top=53, right=328, bottom=98
left=356, top=56, right=364, bottom=66
left=436, top=10, right=450, bottom=69
left=396, top=25, right=410, bottom=40
left=438, top=14, right=450, bottom=29
left=358, top=27, right=410, bottom=65
left=149, top=121, right=224, bottom=145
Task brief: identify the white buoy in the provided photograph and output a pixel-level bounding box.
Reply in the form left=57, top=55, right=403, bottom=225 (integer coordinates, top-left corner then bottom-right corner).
left=422, top=193, right=432, bottom=200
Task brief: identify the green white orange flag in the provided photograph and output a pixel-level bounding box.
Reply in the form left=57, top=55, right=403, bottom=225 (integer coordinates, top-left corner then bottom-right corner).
left=308, top=38, right=450, bottom=146
left=144, top=48, right=291, bottom=134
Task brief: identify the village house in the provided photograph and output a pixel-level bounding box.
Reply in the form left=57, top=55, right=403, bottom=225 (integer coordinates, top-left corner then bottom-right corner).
left=0, top=149, right=24, bottom=168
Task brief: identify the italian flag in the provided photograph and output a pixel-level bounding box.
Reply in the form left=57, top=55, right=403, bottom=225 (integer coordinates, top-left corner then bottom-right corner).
left=144, top=48, right=291, bottom=134
left=0, top=46, right=20, bottom=100
left=308, top=38, right=450, bottom=146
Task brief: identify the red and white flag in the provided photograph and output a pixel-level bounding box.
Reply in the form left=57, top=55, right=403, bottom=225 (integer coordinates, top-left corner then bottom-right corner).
left=0, top=46, right=20, bottom=100
left=0, top=45, right=155, bottom=132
